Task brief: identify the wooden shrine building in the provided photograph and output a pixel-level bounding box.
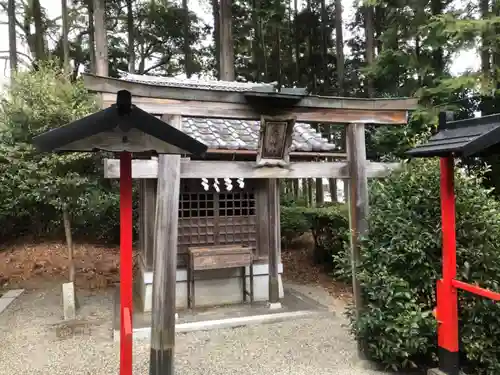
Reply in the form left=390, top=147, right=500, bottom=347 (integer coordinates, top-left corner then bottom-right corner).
left=83, top=72, right=418, bottom=314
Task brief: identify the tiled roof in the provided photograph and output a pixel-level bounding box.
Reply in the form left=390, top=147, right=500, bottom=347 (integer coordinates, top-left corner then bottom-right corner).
left=119, top=71, right=276, bottom=92
left=118, top=72, right=336, bottom=152
left=182, top=118, right=337, bottom=152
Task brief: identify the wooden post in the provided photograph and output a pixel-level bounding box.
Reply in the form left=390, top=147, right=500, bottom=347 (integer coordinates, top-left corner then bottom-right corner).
left=346, top=123, right=369, bottom=356
left=255, top=180, right=270, bottom=259
left=268, top=178, right=281, bottom=308
left=140, top=179, right=157, bottom=270
left=149, top=115, right=182, bottom=375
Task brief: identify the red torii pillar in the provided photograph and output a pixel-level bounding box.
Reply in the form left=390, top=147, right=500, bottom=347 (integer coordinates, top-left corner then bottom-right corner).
left=119, top=151, right=133, bottom=375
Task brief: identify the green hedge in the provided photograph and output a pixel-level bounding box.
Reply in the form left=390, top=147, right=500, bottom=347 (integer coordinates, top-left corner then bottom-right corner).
left=280, top=204, right=350, bottom=273
left=351, top=158, right=500, bottom=374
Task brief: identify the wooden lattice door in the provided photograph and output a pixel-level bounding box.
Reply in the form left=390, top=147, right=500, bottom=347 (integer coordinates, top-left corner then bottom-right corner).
left=177, top=179, right=257, bottom=265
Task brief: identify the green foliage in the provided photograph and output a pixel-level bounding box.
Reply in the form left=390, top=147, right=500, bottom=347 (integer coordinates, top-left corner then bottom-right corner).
left=303, top=204, right=349, bottom=269
left=280, top=205, right=311, bottom=247
left=280, top=203, right=349, bottom=274
left=0, top=63, right=124, bottom=242
left=350, top=158, right=500, bottom=374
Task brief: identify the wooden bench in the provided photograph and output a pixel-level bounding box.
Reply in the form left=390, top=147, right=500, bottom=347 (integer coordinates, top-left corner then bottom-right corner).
left=187, top=245, right=254, bottom=309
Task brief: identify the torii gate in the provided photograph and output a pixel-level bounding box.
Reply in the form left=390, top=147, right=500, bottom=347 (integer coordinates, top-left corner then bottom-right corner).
left=408, top=112, right=500, bottom=375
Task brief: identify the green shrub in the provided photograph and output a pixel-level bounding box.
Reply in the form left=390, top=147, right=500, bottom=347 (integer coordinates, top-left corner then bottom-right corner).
left=280, top=203, right=349, bottom=274
left=303, top=204, right=349, bottom=270
left=351, top=158, right=500, bottom=374
left=280, top=205, right=311, bottom=247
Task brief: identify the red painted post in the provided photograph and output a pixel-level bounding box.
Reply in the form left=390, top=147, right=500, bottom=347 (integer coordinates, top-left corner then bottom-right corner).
left=437, top=156, right=459, bottom=375
left=120, top=151, right=133, bottom=375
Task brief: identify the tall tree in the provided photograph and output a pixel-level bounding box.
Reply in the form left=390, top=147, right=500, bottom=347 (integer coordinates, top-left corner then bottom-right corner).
left=61, top=0, right=70, bottom=74
left=87, top=0, right=96, bottom=73
left=364, top=4, right=375, bottom=97
left=94, top=0, right=108, bottom=76
left=183, top=0, right=192, bottom=77
left=219, top=0, right=235, bottom=80
left=212, top=0, right=221, bottom=78
left=126, top=0, right=135, bottom=73
left=7, top=0, right=17, bottom=73
left=32, top=0, right=46, bottom=62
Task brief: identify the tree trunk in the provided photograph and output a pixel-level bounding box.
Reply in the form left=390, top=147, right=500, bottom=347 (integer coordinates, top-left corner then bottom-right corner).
left=292, top=179, right=299, bottom=199
left=320, top=0, right=327, bottom=93
left=306, top=0, right=314, bottom=90
left=94, top=0, right=108, bottom=76
left=430, top=0, right=444, bottom=76
left=126, top=0, right=135, bottom=73
left=8, top=0, right=17, bottom=73
left=63, top=207, right=75, bottom=283
left=315, top=178, right=324, bottom=205
left=307, top=178, right=313, bottom=206
left=251, top=0, right=263, bottom=81
left=212, top=0, right=221, bottom=78
left=364, top=5, right=375, bottom=97
left=219, top=0, right=235, bottom=80
left=183, top=0, right=192, bottom=77
left=287, top=0, right=294, bottom=83
left=480, top=0, right=490, bottom=76
left=87, top=0, right=96, bottom=73
left=62, top=0, right=70, bottom=74
left=32, top=0, right=46, bottom=62
left=328, top=177, right=337, bottom=202
left=294, top=0, right=300, bottom=83
left=335, top=0, right=344, bottom=95
left=493, top=1, right=500, bottom=95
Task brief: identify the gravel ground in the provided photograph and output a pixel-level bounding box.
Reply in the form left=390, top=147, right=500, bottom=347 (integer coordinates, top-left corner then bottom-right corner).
left=0, top=284, right=399, bottom=375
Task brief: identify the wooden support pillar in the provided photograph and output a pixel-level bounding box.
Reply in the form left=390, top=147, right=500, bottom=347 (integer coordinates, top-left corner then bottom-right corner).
left=346, top=123, right=369, bottom=356
left=139, top=178, right=156, bottom=270
left=149, top=115, right=182, bottom=375
left=267, top=178, right=281, bottom=309
left=255, top=180, right=270, bottom=259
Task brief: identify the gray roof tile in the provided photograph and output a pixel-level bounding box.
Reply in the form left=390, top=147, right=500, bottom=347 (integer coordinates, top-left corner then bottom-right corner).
left=182, top=117, right=336, bottom=152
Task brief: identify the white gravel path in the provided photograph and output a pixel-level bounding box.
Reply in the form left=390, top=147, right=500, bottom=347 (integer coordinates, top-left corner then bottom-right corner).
left=0, top=284, right=400, bottom=375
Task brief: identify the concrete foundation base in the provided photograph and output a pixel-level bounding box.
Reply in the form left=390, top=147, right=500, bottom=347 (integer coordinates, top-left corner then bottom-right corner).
left=114, top=286, right=329, bottom=342
left=136, top=261, right=285, bottom=312
left=268, top=302, right=282, bottom=310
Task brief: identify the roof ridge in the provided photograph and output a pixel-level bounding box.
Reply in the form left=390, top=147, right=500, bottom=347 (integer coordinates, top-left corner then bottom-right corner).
left=118, top=71, right=277, bottom=91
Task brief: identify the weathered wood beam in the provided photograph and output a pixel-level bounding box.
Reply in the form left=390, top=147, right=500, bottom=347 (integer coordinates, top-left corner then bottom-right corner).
left=139, top=179, right=156, bottom=270
left=103, top=159, right=403, bottom=179
left=267, top=179, right=281, bottom=307
left=84, top=73, right=417, bottom=111
left=346, top=123, right=369, bottom=356
left=99, top=92, right=409, bottom=124
left=149, top=115, right=182, bottom=375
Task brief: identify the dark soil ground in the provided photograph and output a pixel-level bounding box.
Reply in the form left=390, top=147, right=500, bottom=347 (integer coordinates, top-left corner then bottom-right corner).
left=0, top=235, right=350, bottom=300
